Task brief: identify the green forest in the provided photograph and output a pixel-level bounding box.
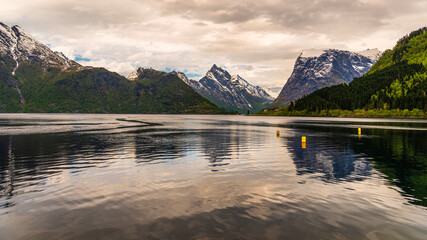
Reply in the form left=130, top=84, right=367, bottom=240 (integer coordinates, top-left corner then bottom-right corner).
left=261, top=27, right=427, bottom=118
left=0, top=56, right=228, bottom=114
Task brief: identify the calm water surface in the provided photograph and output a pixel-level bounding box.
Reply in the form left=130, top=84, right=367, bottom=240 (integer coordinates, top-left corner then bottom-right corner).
left=0, top=114, right=426, bottom=239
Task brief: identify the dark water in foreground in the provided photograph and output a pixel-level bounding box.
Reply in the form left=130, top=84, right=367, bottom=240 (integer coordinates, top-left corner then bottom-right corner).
left=0, top=114, right=426, bottom=240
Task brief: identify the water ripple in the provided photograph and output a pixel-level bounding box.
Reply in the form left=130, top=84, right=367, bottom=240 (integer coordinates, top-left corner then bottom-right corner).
left=0, top=114, right=426, bottom=239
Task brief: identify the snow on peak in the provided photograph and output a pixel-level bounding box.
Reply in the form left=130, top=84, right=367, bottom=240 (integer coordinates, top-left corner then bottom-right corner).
left=171, top=71, right=192, bottom=83
left=204, top=64, right=231, bottom=84
left=300, top=48, right=382, bottom=61
left=209, top=64, right=228, bottom=74
left=127, top=67, right=163, bottom=81
left=0, top=22, right=12, bottom=36
left=232, top=75, right=249, bottom=85
left=357, top=48, right=382, bottom=61
left=55, top=51, right=69, bottom=61
left=127, top=67, right=145, bottom=81
left=172, top=71, right=204, bottom=90
left=127, top=67, right=151, bottom=81
left=300, top=49, right=326, bottom=58
left=0, top=22, right=81, bottom=71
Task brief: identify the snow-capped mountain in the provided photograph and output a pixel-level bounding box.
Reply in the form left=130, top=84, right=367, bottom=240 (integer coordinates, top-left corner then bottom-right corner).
left=0, top=22, right=81, bottom=72
left=0, top=22, right=84, bottom=107
left=270, top=48, right=381, bottom=108
left=0, top=22, right=225, bottom=114
left=173, top=64, right=275, bottom=113
left=357, top=48, right=382, bottom=62
left=127, top=67, right=151, bottom=81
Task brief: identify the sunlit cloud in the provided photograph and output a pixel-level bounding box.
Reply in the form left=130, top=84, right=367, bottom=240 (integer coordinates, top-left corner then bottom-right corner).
left=0, top=0, right=426, bottom=89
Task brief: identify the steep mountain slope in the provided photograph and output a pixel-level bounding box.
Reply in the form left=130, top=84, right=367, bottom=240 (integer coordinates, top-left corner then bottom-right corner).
left=0, top=22, right=225, bottom=114
left=173, top=65, right=274, bottom=113
left=126, top=67, right=227, bottom=113
left=270, top=49, right=381, bottom=108
left=292, top=27, right=427, bottom=112
left=0, top=23, right=83, bottom=111
left=0, top=23, right=81, bottom=70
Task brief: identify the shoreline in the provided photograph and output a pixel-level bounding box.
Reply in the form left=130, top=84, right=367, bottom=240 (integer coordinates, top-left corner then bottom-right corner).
left=254, top=113, right=427, bottom=120
left=255, top=108, right=427, bottom=120
left=0, top=112, right=426, bottom=120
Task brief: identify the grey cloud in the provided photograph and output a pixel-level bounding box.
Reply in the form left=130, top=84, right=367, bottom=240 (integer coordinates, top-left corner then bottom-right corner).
left=155, top=0, right=422, bottom=36
left=157, top=1, right=259, bottom=23
left=234, top=65, right=254, bottom=71
left=1, top=0, right=426, bottom=88
left=193, top=22, right=207, bottom=26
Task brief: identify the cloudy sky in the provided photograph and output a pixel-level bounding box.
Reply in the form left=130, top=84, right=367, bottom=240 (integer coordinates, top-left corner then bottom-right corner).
left=1, top=0, right=426, bottom=90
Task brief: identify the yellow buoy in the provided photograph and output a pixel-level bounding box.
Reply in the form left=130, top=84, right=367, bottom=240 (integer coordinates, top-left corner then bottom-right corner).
left=302, top=136, right=306, bottom=143
left=277, top=130, right=280, bottom=137
left=358, top=128, right=361, bottom=135
left=302, top=142, right=306, bottom=149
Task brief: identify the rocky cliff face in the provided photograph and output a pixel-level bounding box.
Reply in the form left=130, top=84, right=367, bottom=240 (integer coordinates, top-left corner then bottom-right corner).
left=173, top=65, right=274, bottom=113
left=0, top=22, right=86, bottom=110
left=270, top=49, right=381, bottom=108
left=0, top=22, right=225, bottom=114
left=0, top=22, right=81, bottom=71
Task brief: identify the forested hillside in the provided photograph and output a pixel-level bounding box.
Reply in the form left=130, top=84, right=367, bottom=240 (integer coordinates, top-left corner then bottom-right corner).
left=0, top=23, right=227, bottom=114
left=261, top=27, right=427, bottom=118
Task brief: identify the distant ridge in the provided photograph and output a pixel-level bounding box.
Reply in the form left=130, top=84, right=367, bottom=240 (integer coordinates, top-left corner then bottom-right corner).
left=291, top=27, right=427, bottom=113
left=173, top=64, right=274, bottom=113
left=270, top=48, right=381, bottom=108
left=0, top=22, right=226, bottom=114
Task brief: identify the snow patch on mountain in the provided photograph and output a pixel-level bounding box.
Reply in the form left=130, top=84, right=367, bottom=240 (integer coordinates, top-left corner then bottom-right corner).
left=10, top=35, right=19, bottom=76
left=357, top=48, right=382, bottom=61
left=300, top=49, right=326, bottom=58
left=271, top=48, right=381, bottom=108
left=127, top=67, right=145, bottom=81
left=0, top=22, right=88, bottom=107
left=0, top=22, right=81, bottom=72
left=172, top=65, right=274, bottom=113
left=55, top=51, right=69, bottom=61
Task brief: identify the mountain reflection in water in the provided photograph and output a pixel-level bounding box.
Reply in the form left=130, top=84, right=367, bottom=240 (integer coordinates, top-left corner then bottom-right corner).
left=0, top=114, right=426, bottom=240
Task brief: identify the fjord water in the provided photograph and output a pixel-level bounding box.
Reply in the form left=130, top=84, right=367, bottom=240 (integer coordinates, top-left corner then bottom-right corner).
left=0, top=114, right=426, bottom=239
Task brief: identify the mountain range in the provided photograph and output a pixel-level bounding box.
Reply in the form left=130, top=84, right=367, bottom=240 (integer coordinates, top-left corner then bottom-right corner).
left=270, top=48, right=381, bottom=108
left=2, top=22, right=423, bottom=117
left=0, top=22, right=227, bottom=114
left=290, top=27, right=427, bottom=113
left=173, top=65, right=274, bottom=113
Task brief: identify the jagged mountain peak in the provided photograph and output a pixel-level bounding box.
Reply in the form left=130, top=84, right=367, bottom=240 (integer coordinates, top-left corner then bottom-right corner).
left=234, top=74, right=244, bottom=80
left=10, top=25, right=26, bottom=36
left=174, top=66, right=274, bottom=113
left=171, top=71, right=203, bottom=91
left=127, top=67, right=157, bottom=81
left=210, top=64, right=219, bottom=70
left=0, top=22, right=11, bottom=34
left=299, top=49, right=349, bottom=58
left=54, top=51, right=69, bottom=61
left=299, top=48, right=382, bottom=61
left=205, top=64, right=231, bottom=82
left=0, top=23, right=227, bottom=114
left=0, top=22, right=21, bottom=32
left=170, top=70, right=185, bottom=78
left=209, top=64, right=228, bottom=72
left=0, top=22, right=80, bottom=71
left=270, top=48, right=380, bottom=108
left=170, top=70, right=194, bottom=83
